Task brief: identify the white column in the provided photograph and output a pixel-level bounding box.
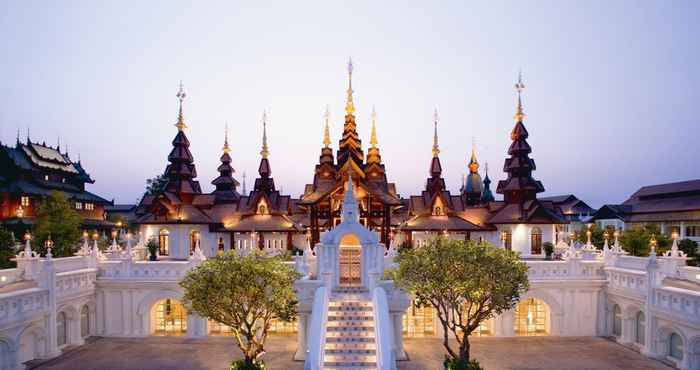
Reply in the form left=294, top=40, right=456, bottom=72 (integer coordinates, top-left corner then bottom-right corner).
left=392, top=313, right=407, bottom=360
left=680, top=222, right=686, bottom=239
left=294, top=314, right=308, bottom=360
left=186, top=313, right=207, bottom=338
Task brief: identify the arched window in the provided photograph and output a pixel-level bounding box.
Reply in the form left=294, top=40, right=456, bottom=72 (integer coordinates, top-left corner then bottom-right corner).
left=153, top=299, right=187, bottom=336
left=158, top=229, right=170, bottom=256
left=612, top=305, right=622, bottom=337
left=503, top=228, right=512, bottom=251
left=57, top=312, right=67, bottom=346
left=80, top=305, right=90, bottom=338
left=514, top=298, right=549, bottom=336
left=635, top=311, right=645, bottom=345
left=530, top=227, right=542, bottom=255
left=669, top=333, right=684, bottom=360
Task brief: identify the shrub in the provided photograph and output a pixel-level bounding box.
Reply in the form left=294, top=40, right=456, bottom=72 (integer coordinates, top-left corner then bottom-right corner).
left=230, top=359, right=266, bottom=370
left=543, top=242, right=554, bottom=259
left=444, top=357, right=484, bottom=370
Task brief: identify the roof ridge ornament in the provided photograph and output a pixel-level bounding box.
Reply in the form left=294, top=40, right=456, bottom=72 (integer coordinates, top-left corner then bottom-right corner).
left=223, top=123, right=230, bottom=153
left=175, top=81, right=188, bottom=131
left=370, top=106, right=378, bottom=148
left=432, top=108, right=440, bottom=157
left=469, top=137, right=479, bottom=173
left=514, top=70, right=526, bottom=122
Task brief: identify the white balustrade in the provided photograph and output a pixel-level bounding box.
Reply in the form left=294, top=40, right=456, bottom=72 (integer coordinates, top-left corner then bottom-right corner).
left=99, top=260, right=193, bottom=280
left=55, top=269, right=97, bottom=298
left=373, top=286, right=397, bottom=370
left=613, top=255, right=649, bottom=271
left=605, top=267, right=647, bottom=294
left=0, top=268, right=21, bottom=288
left=0, top=287, right=49, bottom=326
left=49, top=256, right=89, bottom=273
left=653, top=286, right=700, bottom=324
left=525, top=260, right=606, bottom=280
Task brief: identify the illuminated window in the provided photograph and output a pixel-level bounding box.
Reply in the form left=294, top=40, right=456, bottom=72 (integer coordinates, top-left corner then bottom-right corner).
left=85, top=203, right=94, bottom=211
left=530, top=227, right=542, bottom=255
left=153, top=299, right=187, bottom=336
left=159, top=229, right=170, bottom=256
left=209, top=320, right=234, bottom=336
left=403, top=302, right=436, bottom=338
left=44, top=175, right=49, bottom=181
left=503, top=228, right=512, bottom=250
left=217, top=237, right=225, bottom=255
left=514, top=298, right=549, bottom=336
left=269, top=319, right=298, bottom=333
left=81, top=305, right=90, bottom=338
left=189, top=230, right=199, bottom=254
left=669, top=333, right=683, bottom=360
left=21, top=196, right=30, bottom=207
left=75, top=202, right=83, bottom=210
left=612, top=304, right=622, bottom=337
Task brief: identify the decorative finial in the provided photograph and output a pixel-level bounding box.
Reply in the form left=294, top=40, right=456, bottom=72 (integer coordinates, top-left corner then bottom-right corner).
left=485, top=161, right=489, bottom=176
left=16, top=128, right=19, bottom=144
left=57, top=136, right=60, bottom=151
left=242, top=171, right=247, bottom=194
left=345, top=58, right=355, bottom=115
left=260, top=111, right=269, bottom=158
left=222, top=123, right=230, bottom=153
left=370, top=106, right=378, bottom=148
left=175, top=81, right=188, bottom=131
left=432, top=108, right=440, bottom=157
left=469, top=137, right=479, bottom=173
left=323, top=105, right=331, bottom=148
left=514, top=70, right=526, bottom=122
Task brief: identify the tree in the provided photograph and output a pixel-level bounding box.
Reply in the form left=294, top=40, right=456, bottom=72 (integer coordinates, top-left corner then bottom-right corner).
left=620, top=224, right=670, bottom=257
left=678, top=239, right=699, bottom=266
left=34, top=191, right=83, bottom=257
left=573, top=224, right=616, bottom=249
left=0, top=226, right=16, bottom=268
left=145, top=174, right=168, bottom=196
left=393, top=237, right=529, bottom=368
left=180, top=252, right=300, bottom=369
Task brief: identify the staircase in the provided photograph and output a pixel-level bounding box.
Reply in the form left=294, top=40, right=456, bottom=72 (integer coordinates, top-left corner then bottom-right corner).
left=323, top=286, right=377, bottom=370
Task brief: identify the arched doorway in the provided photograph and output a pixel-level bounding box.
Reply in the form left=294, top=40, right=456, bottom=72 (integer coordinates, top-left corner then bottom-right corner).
left=612, top=305, right=622, bottom=337
left=339, top=233, right=361, bottom=286
left=0, top=338, right=13, bottom=370
left=151, top=299, right=187, bottom=336
left=18, top=326, right=45, bottom=366
left=514, top=298, right=550, bottom=336
left=80, top=305, right=90, bottom=338
left=159, top=229, right=170, bottom=256
left=530, top=227, right=542, bottom=255
left=56, top=312, right=67, bottom=347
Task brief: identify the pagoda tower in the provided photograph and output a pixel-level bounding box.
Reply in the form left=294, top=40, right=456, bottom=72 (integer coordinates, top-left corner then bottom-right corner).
left=496, top=73, right=545, bottom=203
left=211, top=125, right=240, bottom=202
left=480, top=162, right=495, bottom=202
left=336, top=59, right=365, bottom=176
left=163, top=83, right=202, bottom=200
left=426, top=109, right=446, bottom=195
left=463, top=139, right=483, bottom=205
left=254, top=111, right=276, bottom=194
left=314, top=106, right=336, bottom=181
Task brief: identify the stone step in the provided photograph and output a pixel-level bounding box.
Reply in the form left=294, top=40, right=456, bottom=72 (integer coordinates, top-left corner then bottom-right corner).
left=326, top=336, right=375, bottom=344
left=324, top=342, right=376, bottom=350
left=325, top=348, right=376, bottom=355
left=324, top=354, right=377, bottom=363
left=325, top=331, right=375, bottom=339
left=323, top=361, right=377, bottom=369
left=328, top=315, right=374, bottom=321
left=327, top=321, right=374, bottom=329
left=328, top=302, right=373, bottom=309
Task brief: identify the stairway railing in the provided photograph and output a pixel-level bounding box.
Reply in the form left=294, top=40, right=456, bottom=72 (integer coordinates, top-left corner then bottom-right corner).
left=305, top=285, right=329, bottom=370
left=372, top=286, right=396, bottom=370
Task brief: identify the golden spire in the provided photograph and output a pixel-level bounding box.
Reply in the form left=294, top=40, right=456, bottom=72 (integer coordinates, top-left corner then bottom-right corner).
left=323, top=105, right=331, bottom=148
left=345, top=58, right=355, bottom=115
left=260, top=111, right=269, bottom=158
left=370, top=106, right=378, bottom=148
left=175, top=81, right=188, bottom=131
left=222, top=123, right=230, bottom=153
left=514, top=70, right=526, bottom=122
left=469, top=137, right=479, bottom=173
left=432, top=108, right=440, bottom=157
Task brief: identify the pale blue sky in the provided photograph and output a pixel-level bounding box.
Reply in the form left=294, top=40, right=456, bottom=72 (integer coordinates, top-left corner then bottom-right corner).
left=1, top=1, right=698, bottom=207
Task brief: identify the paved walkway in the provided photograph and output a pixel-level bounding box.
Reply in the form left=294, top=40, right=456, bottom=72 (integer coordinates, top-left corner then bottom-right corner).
left=30, top=336, right=674, bottom=370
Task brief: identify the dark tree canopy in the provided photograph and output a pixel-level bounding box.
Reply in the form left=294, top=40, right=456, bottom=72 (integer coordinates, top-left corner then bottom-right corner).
left=34, top=191, right=83, bottom=257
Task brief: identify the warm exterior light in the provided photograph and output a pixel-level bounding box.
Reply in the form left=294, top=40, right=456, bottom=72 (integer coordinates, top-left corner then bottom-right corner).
left=16, top=206, right=24, bottom=218
left=500, top=231, right=506, bottom=241
left=614, top=231, right=620, bottom=238
left=126, top=232, right=132, bottom=240
left=116, top=221, right=123, bottom=228
left=44, top=235, right=53, bottom=248
left=650, top=234, right=657, bottom=247
left=603, top=231, right=609, bottom=240
left=672, top=231, right=679, bottom=240
left=24, top=232, right=31, bottom=241
left=111, top=230, right=117, bottom=238
left=92, top=232, right=99, bottom=241
left=83, top=230, right=89, bottom=239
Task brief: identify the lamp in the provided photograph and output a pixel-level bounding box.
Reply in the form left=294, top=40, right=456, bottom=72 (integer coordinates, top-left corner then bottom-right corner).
left=24, top=231, right=31, bottom=241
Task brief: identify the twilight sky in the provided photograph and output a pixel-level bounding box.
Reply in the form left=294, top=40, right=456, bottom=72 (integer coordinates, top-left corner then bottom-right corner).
left=1, top=1, right=698, bottom=207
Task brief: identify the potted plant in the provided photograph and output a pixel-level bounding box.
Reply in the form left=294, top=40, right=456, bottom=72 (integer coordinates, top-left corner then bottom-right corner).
left=146, top=238, right=158, bottom=261
left=543, top=242, right=554, bottom=260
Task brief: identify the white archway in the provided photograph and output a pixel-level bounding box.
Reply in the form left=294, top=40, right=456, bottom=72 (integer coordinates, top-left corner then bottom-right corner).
left=0, top=337, right=17, bottom=370
left=136, top=290, right=184, bottom=336
left=16, top=324, right=47, bottom=365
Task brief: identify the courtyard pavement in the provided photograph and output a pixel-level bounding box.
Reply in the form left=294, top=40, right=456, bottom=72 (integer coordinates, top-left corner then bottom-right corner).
left=29, top=335, right=674, bottom=370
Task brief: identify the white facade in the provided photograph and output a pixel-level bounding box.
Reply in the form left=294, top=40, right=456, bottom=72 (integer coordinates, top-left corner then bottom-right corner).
left=1, top=230, right=700, bottom=369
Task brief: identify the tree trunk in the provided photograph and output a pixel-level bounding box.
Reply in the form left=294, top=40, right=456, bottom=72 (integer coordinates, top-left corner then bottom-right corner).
left=459, top=335, right=470, bottom=363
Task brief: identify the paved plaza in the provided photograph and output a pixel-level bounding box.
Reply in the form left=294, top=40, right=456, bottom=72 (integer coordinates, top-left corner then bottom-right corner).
left=29, top=336, right=674, bottom=370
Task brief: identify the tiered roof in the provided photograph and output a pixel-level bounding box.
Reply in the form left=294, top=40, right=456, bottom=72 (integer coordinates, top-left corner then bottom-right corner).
left=211, top=125, right=240, bottom=203
left=163, top=85, right=202, bottom=196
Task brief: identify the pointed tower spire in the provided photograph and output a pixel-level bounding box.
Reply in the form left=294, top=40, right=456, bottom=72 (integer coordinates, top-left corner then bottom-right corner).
left=497, top=71, right=545, bottom=203
left=175, top=81, right=188, bottom=131
left=345, top=58, right=355, bottom=115
left=242, top=171, right=247, bottom=194
left=370, top=106, right=378, bottom=148
left=323, top=105, right=331, bottom=148
left=481, top=162, right=495, bottom=202
left=514, top=70, right=526, bottom=123
left=341, top=175, right=360, bottom=223
left=468, top=137, right=479, bottom=174
left=463, top=137, right=483, bottom=205
left=223, top=123, right=230, bottom=153
left=432, top=109, right=440, bottom=158
left=260, top=111, right=269, bottom=159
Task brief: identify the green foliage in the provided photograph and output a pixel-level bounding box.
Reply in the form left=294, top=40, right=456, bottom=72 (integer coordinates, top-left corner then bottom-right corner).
left=145, top=174, right=168, bottom=196
left=394, top=237, right=529, bottom=363
left=180, top=252, right=300, bottom=364
left=678, top=239, right=699, bottom=266
left=146, top=237, right=158, bottom=258
left=619, top=225, right=670, bottom=257
left=34, top=191, right=83, bottom=257
left=230, top=359, right=266, bottom=370
left=574, top=224, right=616, bottom=249
left=0, top=226, right=16, bottom=268
left=444, top=357, right=484, bottom=370
left=543, top=242, right=554, bottom=259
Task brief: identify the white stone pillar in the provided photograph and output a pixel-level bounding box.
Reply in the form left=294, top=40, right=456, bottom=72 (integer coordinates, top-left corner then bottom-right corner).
left=294, top=313, right=308, bottom=360
left=392, top=313, right=407, bottom=360
left=41, top=257, right=61, bottom=358
left=642, top=254, right=658, bottom=357
left=501, top=310, right=515, bottom=337
left=186, top=313, right=208, bottom=338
